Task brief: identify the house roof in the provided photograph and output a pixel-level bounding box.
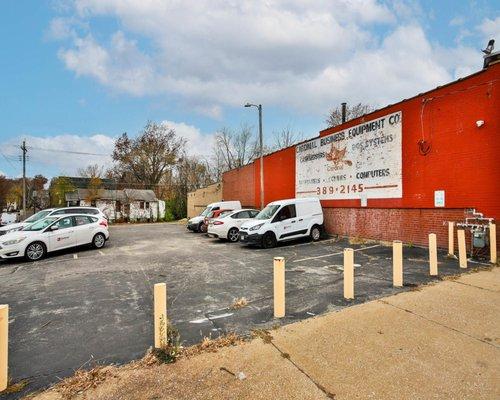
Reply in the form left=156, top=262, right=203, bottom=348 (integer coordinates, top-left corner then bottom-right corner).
left=60, top=177, right=118, bottom=190
left=65, top=188, right=157, bottom=202
left=65, top=188, right=127, bottom=202
left=123, top=189, right=158, bottom=202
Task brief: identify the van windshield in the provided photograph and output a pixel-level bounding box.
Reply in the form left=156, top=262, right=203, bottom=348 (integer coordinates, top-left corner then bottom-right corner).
left=200, top=207, right=212, bottom=217
left=255, top=205, right=280, bottom=220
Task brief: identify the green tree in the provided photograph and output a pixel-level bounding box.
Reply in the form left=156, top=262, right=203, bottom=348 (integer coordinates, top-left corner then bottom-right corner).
left=50, top=177, right=75, bottom=207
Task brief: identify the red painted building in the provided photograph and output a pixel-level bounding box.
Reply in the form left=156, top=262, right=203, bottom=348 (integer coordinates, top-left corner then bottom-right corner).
left=223, top=62, right=500, bottom=249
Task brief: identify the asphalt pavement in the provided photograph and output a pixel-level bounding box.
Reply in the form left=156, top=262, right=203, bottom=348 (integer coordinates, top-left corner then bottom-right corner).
left=0, top=222, right=487, bottom=398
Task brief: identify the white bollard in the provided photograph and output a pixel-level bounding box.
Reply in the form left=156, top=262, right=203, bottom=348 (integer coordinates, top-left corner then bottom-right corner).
left=273, top=257, right=285, bottom=318
left=0, top=305, right=7, bottom=392
left=392, top=241, right=403, bottom=287
left=448, top=222, right=454, bottom=256
left=154, top=283, right=167, bottom=348
left=457, top=230, right=467, bottom=269
left=429, top=233, right=438, bottom=276
left=344, top=249, right=354, bottom=299
left=490, top=223, right=497, bottom=264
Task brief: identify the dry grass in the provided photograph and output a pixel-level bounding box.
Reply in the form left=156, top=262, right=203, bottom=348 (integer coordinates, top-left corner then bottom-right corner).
left=251, top=329, right=273, bottom=344
left=53, top=366, right=116, bottom=399
left=2, top=378, right=30, bottom=394
left=182, top=332, right=244, bottom=357
left=230, top=297, right=248, bottom=309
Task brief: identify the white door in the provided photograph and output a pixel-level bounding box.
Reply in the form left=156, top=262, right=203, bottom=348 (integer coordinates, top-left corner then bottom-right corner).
left=48, top=216, right=77, bottom=251
left=272, top=205, right=298, bottom=240
left=73, top=215, right=96, bottom=245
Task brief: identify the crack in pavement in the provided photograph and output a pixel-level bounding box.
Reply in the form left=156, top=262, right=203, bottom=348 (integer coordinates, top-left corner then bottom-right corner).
left=377, top=299, right=499, bottom=348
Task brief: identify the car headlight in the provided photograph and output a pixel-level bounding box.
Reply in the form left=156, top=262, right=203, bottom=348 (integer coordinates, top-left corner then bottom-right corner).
left=6, top=227, right=22, bottom=234
left=249, top=223, right=264, bottom=231
left=2, top=236, right=27, bottom=246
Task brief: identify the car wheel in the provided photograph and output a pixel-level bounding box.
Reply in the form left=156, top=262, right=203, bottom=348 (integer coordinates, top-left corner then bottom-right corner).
left=262, top=232, right=277, bottom=249
left=92, top=233, right=106, bottom=249
left=25, top=241, right=46, bottom=261
left=310, top=225, right=321, bottom=241
left=200, top=223, right=207, bottom=233
left=227, top=227, right=240, bottom=242
left=197, top=222, right=204, bottom=233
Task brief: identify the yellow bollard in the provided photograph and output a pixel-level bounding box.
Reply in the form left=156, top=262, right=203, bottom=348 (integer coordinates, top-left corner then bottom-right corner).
left=154, top=283, right=167, bottom=349
left=392, top=241, right=403, bottom=287
left=490, top=223, right=497, bottom=264
left=429, top=233, right=438, bottom=276
left=0, top=305, right=7, bottom=392
left=448, top=222, right=454, bottom=256
left=344, top=248, right=354, bottom=299
left=457, top=229, right=467, bottom=269
left=273, top=257, right=285, bottom=318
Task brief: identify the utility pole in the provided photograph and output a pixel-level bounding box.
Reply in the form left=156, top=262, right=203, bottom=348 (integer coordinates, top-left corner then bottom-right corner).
left=244, top=103, right=265, bottom=209
left=21, top=140, right=27, bottom=218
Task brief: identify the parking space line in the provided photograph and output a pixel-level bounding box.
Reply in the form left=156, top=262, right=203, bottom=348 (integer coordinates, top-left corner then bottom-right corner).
left=293, top=244, right=382, bottom=263
left=73, top=254, right=78, bottom=259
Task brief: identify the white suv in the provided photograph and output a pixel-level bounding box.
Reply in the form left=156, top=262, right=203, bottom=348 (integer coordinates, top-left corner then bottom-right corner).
left=0, top=207, right=107, bottom=236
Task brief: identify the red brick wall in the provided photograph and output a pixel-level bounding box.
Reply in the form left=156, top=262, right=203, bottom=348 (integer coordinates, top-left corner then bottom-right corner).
left=323, top=207, right=474, bottom=249
left=222, top=164, right=255, bottom=207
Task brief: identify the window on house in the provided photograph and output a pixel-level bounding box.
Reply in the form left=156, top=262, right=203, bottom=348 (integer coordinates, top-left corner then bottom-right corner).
left=145, top=202, right=150, bottom=209
left=116, top=200, right=122, bottom=213
left=140, top=201, right=145, bottom=209
left=91, top=200, right=97, bottom=207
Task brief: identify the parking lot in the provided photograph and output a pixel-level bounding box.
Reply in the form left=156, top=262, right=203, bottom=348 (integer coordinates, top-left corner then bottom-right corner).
left=0, top=222, right=483, bottom=397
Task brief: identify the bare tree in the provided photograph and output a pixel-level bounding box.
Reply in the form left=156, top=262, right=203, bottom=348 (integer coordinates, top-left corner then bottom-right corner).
left=325, top=103, right=374, bottom=127
left=112, top=121, right=185, bottom=189
left=272, top=125, right=303, bottom=150
left=212, top=124, right=259, bottom=176
left=78, top=164, right=104, bottom=178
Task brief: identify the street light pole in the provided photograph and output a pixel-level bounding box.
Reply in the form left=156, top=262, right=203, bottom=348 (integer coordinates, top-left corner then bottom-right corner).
left=245, top=103, right=264, bottom=209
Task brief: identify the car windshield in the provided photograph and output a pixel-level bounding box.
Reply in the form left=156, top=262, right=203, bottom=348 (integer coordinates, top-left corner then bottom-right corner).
left=200, top=207, right=212, bottom=217
left=22, top=217, right=58, bottom=231
left=24, top=210, right=52, bottom=223
left=255, top=205, right=280, bottom=220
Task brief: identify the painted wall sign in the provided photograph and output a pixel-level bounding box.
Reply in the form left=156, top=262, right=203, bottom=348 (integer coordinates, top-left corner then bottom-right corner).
left=295, top=111, right=402, bottom=200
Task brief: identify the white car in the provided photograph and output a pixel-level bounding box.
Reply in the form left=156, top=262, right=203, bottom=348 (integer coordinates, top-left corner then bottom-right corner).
left=187, top=201, right=242, bottom=232
left=207, top=209, right=260, bottom=242
left=239, top=197, right=324, bottom=248
left=0, top=214, right=110, bottom=261
left=0, top=207, right=107, bottom=237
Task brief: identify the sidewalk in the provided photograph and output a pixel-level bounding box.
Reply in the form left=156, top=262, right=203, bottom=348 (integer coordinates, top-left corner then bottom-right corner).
left=30, top=268, right=499, bottom=400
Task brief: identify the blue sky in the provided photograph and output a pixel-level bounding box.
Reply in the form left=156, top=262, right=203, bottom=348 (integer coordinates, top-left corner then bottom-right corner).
left=0, top=0, right=498, bottom=178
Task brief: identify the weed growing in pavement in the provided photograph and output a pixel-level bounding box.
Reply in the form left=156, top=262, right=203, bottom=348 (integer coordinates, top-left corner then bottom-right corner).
left=182, top=332, right=244, bottom=357
left=251, top=328, right=273, bottom=344
left=1, top=377, right=30, bottom=394
left=54, top=366, right=115, bottom=399
left=152, top=317, right=181, bottom=363
left=230, top=297, right=248, bottom=309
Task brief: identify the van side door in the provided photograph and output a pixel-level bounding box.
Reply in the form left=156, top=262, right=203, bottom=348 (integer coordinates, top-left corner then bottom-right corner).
left=272, top=205, right=299, bottom=240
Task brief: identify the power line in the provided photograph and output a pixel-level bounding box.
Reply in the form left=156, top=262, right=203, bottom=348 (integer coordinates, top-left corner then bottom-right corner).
left=0, top=149, right=18, bottom=170
left=27, top=146, right=110, bottom=157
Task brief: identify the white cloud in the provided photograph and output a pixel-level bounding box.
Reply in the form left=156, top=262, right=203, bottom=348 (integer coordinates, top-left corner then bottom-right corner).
left=3, top=134, right=115, bottom=176
left=161, top=120, right=216, bottom=158
left=52, top=1, right=492, bottom=116
left=2, top=123, right=214, bottom=176
left=478, top=17, right=500, bottom=42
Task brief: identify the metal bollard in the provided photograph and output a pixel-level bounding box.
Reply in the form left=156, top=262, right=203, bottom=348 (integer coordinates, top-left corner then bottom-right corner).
left=154, top=283, right=167, bottom=348
left=344, top=248, right=354, bottom=299
left=490, top=223, right=497, bottom=264
left=457, top=230, right=467, bottom=269
left=393, top=241, right=403, bottom=287
left=0, top=305, right=7, bottom=392
left=429, top=233, right=438, bottom=276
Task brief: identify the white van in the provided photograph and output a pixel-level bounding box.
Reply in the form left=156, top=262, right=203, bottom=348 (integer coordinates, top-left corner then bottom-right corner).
left=187, top=201, right=242, bottom=232
left=239, top=197, right=324, bottom=248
